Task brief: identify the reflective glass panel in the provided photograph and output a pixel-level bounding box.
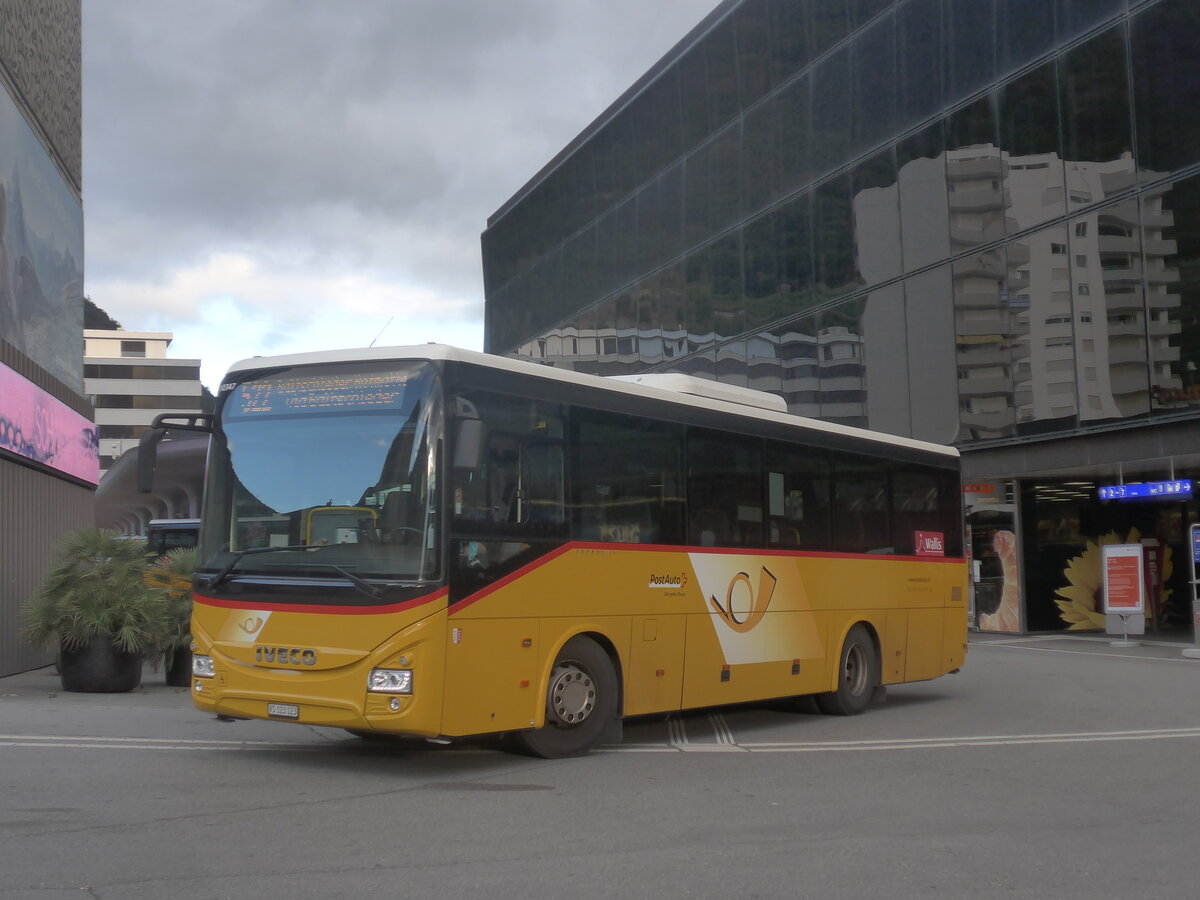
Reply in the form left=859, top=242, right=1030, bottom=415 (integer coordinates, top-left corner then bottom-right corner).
left=764, top=314, right=821, bottom=417
left=850, top=13, right=897, bottom=157
left=1071, top=203, right=1150, bottom=424
left=953, top=248, right=1016, bottom=440
left=813, top=174, right=862, bottom=303
left=776, top=192, right=815, bottom=313
left=1147, top=174, right=1195, bottom=415
left=742, top=98, right=779, bottom=217
left=769, top=0, right=812, bottom=87
left=998, top=0, right=1056, bottom=75
left=1056, top=0, right=1126, bottom=44
left=705, top=16, right=741, bottom=132
left=817, top=298, right=869, bottom=428
left=811, top=47, right=851, bottom=176
left=735, top=0, right=773, bottom=106
left=1132, top=0, right=1200, bottom=181
left=1000, top=62, right=1065, bottom=233
left=1059, top=25, right=1132, bottom=172
left=896, top=0, right=944, bottom=128
left=945, top=0, right=996, bottom=102
left=905, top=265, right=960, bottom=444
left=946, top=96, right=1004, bottom=252
left=852, top=149, right=902, bottom=284
left=777, top=74, right=814, bottom=196
left=897, top=121, right=950, bottom=274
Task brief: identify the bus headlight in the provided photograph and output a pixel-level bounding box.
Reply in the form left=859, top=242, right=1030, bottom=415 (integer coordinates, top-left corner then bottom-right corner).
left=193, top=654, right=215, bottom=678
left=368, top=669, right=413, bottom=694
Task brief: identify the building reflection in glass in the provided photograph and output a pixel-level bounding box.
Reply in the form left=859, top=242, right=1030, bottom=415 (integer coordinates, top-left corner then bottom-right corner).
left=511, top=145, right=1182, bottom=450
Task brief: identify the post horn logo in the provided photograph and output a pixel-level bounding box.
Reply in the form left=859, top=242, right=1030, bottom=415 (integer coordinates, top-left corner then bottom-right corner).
left=709, top=566, right=777, bottom=633
left=238, top=616, right=265, bottom=635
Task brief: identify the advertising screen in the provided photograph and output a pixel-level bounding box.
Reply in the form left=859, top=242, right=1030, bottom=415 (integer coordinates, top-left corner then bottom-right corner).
left=0, top=362, right=98, bottom=484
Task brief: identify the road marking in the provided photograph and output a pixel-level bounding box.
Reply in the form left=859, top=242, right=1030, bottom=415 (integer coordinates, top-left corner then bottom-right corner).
left=7, top=726, right=1200, bottom=755
left=665, top=715, right=688, bottom=748
left=708, top=713, right=742, bottom=748
left=0, top=733, right=325, bottom=751
left=973, top=641, right=1200, bottom=663
left=607, top=726, right=1200, bottom=753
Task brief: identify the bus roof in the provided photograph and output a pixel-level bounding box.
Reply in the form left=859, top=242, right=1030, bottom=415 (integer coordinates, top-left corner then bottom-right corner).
left=224, top=344, right=959, bottom=461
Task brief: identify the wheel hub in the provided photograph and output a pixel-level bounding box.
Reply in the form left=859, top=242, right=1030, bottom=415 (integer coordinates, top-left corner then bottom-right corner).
left=844, top=644, right=866, bottom=694
left=548, top=663, right=595, bottom=726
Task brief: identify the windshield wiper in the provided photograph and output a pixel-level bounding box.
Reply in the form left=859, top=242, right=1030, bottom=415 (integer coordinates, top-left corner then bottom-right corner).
left=205, top=544, right=323, bottom=590
left=299, top=563, right=383, bottom=600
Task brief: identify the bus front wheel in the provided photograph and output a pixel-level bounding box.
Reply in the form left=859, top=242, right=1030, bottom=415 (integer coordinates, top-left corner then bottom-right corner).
left=513, top=636, right=617, bottom=758
left=815, top=624, right=878, bottom=716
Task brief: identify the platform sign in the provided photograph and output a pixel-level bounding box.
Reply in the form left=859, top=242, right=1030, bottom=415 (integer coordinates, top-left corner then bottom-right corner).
left=1098, top=480, right=1192, bottom=501
left=1103, top=544, right=1145, bottom=615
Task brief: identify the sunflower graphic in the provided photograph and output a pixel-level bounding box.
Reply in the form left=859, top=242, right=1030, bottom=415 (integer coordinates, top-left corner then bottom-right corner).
left=1054, top=527, right=1173, bottom=630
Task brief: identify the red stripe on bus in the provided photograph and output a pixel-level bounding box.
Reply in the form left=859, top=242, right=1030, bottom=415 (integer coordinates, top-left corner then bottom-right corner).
left=193, top=587, right=447, bottom=616
left=447, top=543, right=579, bottom=614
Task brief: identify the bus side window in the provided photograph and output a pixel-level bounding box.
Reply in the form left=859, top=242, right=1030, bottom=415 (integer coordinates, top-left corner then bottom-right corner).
left=765, top=441, right=830, bottom=550
left=570, top=410, right=683, bottom=544
left=891, top=467, right=939, bottom=556
left=687, top=431, right=763, bottom=548
left=450, top=391, right=566, bottom=536
left=833, top=454, right=891, bottom=554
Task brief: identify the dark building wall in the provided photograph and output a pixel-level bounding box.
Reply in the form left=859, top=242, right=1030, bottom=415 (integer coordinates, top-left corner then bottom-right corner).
left=0, top=458, right=92, bottom=676
left=483, top=0, right=1200, bottom=451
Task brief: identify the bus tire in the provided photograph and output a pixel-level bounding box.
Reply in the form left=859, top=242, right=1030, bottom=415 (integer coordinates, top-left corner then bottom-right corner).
left=815, top=624, right=878, bottom=716
left=513, top=636, right=618, bottom=758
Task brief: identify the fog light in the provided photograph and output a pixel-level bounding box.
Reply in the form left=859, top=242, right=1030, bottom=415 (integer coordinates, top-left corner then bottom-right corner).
left=368, top=668, right=413, bottom=694
left=389, top=697, right=401, bottom=711
left=193, top=654, right=215, bottom=678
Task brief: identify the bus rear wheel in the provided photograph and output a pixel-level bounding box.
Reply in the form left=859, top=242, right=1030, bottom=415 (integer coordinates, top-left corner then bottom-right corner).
left=815, top=624, right=878, bottom=716
left=513, top=636, right=617, bottom=758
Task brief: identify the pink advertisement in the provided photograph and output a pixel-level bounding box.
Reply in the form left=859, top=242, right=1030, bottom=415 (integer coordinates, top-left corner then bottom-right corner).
left=0, top=362, right=98, bottom=485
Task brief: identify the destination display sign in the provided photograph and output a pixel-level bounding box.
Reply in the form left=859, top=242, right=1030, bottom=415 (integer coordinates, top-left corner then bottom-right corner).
left=1097, top=480, right=1192, bottom=501
left=226, top=365, right=425, bottom=418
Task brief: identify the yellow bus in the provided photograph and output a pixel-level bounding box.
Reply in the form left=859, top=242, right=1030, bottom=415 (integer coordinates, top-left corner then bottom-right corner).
left=141, top=345, right=967, bottom=757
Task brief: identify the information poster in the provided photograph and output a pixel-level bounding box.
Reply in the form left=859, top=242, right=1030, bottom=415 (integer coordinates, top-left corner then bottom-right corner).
left=1102, top=544, right=1145, bottom=615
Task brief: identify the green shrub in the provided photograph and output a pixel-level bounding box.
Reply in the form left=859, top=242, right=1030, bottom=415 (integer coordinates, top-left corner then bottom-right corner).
left=23, top=528, right=166, bottom=654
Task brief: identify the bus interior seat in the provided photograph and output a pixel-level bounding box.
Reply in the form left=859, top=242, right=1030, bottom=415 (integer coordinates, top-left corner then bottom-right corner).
left=381, top=492, right=410, bottom=541
left=691, top=509, right=729, bottom=547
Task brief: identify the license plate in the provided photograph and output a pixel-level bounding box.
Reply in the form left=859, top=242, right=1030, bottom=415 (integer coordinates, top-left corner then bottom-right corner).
left=267, top=702, right=299, bottom=719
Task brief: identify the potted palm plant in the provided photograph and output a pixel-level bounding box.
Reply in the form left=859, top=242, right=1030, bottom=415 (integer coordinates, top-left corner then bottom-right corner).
left=23, top=528, right=166, bottom=692
left=145, top=546, right=199, bottom=687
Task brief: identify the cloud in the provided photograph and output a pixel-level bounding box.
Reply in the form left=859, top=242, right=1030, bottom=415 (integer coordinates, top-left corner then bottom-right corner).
left=82, top=0, right=719, bottom=383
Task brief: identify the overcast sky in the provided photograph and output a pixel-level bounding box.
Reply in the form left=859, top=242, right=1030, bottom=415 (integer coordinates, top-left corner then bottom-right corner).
left=82, top=0, right=718, bottom=388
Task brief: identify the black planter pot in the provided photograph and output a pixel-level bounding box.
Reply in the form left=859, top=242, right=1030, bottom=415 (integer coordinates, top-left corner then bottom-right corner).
left=59, top=639, right=142, bottom=693
left=164, top=648, right=192, bottom=687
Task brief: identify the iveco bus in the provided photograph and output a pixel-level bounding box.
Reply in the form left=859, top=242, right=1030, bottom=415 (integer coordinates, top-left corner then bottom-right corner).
left=140, top=345, right=967, bottom=757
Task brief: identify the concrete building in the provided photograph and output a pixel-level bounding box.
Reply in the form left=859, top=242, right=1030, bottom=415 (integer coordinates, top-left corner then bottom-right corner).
left=482, top=0, right=1200, bottom=637
left=84, top=329, right=205, bottom=477
left=0, top=1, right=89, bottom=675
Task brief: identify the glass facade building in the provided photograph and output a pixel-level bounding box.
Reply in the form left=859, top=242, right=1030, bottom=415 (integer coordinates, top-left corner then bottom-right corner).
left=482, top=0, right=1200, bottom=637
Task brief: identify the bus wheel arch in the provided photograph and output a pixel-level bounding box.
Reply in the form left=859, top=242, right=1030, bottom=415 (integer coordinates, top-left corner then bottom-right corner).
left=512, top=633, right=621, bottom=758
left=815, top=622, right=880, bottom=716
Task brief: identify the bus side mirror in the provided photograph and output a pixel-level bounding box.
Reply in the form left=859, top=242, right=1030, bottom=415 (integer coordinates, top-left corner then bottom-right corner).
left=453, top=418, right=484, bottom=471
left=137, top=427, right=167, bottom=493
left=137, top=413, right=214, bottom=493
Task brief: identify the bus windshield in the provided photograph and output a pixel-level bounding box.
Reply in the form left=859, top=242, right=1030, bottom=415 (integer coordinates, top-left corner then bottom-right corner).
left=198, top=360, right=442, bottom=584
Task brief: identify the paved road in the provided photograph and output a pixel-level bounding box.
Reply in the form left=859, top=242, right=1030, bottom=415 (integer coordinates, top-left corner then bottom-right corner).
left=2, top=635, right=1199, bottom=899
